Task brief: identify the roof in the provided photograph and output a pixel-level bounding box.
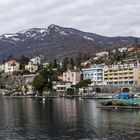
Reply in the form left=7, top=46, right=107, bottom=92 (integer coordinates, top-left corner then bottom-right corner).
left=63, top=69, right=81, bottom=73
left=53, top=81, right=72, bottom=84
left=5, top=60, right=19, bottom=64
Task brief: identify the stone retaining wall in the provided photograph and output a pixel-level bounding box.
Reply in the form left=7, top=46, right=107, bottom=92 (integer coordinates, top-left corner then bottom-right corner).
left=89, top=85, right=140, bottom=94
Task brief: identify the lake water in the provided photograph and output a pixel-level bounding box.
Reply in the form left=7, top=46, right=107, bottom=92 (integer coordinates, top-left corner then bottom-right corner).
left=0, top=96, right=140, bottom=140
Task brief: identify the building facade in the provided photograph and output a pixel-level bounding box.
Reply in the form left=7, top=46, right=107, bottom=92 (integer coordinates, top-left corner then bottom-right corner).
left=4, top=60, right=20, bottom=73
left=0, top=64, right=5, bottom=72
left=25, top=61, right=38, bottom=73
left=63, top=69, right=81, bottom=85
left=22, top=74, right=36, bottom=84
left=82, top=64, right=106, bottom=85
left=103, top=64, right=140, bottom=85
left=96, top=51, right=108, bottom=58
left=30, top=56, right=41, bottom=65
left=53, top=81, right=72, bottom=92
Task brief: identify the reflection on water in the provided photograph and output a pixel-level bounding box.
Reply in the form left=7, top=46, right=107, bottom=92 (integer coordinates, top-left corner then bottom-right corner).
left=0, top=96, right=140, bottom=139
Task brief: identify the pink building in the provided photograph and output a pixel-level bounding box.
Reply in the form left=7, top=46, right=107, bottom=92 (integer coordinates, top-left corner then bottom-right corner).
left=63, top=69, right=81, bottom=85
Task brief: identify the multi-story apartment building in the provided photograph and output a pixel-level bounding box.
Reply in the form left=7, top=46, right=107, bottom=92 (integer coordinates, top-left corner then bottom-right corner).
left=63, top=69, right=81, bottom=85
left=82, top=64, right=106, bottom=85
left=103, top=64, right=140, bottom=85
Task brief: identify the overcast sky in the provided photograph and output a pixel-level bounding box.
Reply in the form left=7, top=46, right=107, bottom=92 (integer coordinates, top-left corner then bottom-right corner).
left=0, top=0, right=140, bottom=37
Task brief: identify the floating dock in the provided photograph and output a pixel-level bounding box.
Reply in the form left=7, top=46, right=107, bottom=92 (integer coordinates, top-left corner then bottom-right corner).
left=97, top=105, right=140, bottom=110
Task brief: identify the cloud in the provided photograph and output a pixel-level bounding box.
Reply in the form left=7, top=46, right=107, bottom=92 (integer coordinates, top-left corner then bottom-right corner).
left=0, top=0, right=140, bottom=37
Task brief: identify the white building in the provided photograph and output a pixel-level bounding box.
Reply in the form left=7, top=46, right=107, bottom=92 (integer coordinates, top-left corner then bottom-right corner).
left=112, top=47, right=127, bottom=53
left=30, top=56, right=41, bottom=65
left=4, top=60, right=20, bottom=74
left=82, top=64, right=106, bottom=85
left=81, top=61, right=91, bottom=67
left=25, top=61, right=38, bottom=73
left=96, top=51, right=108, bottom=58
left=53, top=81, right=72, bottom=92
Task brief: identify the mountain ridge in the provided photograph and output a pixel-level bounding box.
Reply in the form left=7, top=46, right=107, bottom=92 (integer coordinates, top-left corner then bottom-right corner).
left=0, top=24, right=139, bottom=61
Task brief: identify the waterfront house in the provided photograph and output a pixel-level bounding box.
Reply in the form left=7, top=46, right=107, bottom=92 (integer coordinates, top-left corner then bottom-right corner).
left=53, top=81, right=72, bottom=92
left=103, top=64, right=140, bottom=85
left=63, top=69, right=81, bottom=85
left=4, top=60, right=20, bottom=74
left=82, top=64, right=106, bottom=85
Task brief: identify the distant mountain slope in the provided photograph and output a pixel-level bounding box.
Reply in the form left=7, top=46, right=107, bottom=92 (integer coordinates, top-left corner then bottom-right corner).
left=0, top=24, right=139, bottom=61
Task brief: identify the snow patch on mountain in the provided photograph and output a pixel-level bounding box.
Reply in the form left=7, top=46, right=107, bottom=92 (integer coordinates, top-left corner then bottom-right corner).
left=53, top=26, right=68, bottom=35
left=4, top=34, right=19, bottom=38
left=83, top=36, right=94, bottom=41
left=40, top=29, right=47, bottom=34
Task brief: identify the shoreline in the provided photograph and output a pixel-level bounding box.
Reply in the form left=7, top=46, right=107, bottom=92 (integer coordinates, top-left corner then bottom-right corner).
left=2, top=95, right=112, bottom=99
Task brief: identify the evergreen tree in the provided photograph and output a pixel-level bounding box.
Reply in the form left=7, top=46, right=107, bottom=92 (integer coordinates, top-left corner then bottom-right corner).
left=70, top=58, right=75, bottom=69
left=19, top=55, right=29, bottom=70
left=5, top=54, right=14, bottom=61
left=32, top=75, right=45, bottom=94
left=75, top=53, right=82, bottom=68
left=75, top=79, right=92, bottom=89
left=62, top=57, right=69, bottom=71
left=53, top=59, right=57, bottom=68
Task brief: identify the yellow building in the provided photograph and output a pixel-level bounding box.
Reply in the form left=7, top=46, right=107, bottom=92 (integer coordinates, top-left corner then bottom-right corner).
left=103, top=64, right=140, bottom=85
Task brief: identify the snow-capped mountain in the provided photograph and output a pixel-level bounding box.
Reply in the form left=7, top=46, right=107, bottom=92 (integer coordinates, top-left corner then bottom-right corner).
left=0, top=24, right=139, bottom=61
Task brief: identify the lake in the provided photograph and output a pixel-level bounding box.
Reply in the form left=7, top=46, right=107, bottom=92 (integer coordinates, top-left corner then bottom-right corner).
left=0, top=96, right=140, bottom=140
